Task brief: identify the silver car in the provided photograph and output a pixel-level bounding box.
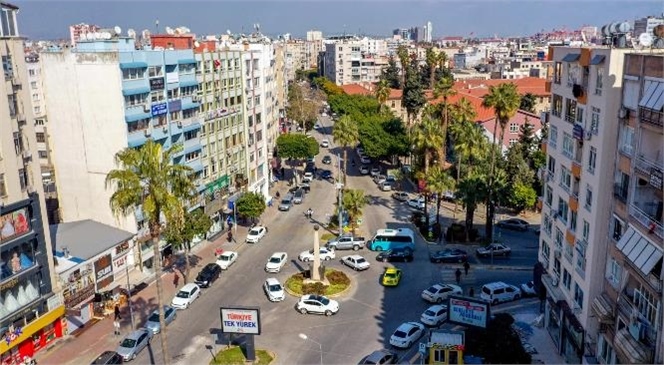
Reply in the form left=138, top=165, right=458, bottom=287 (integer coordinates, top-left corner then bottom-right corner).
left=116, top=328, right=152, bottom=361
left=144, top=306, right=177, bottom=334
left=278, top=194, right=294, bottom=211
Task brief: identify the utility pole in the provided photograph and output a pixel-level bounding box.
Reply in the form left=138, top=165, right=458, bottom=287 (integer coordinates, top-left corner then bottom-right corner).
left=337, top=152, right=343, bottom=237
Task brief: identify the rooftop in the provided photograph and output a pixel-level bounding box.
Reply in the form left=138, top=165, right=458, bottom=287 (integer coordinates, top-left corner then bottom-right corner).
left=50, top=219, right=134, bottom=261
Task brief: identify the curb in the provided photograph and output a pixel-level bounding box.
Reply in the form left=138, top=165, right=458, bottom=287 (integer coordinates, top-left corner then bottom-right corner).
left=483, top=265, right=532, bottom=271
left=283, top=270, right=354, bottom=298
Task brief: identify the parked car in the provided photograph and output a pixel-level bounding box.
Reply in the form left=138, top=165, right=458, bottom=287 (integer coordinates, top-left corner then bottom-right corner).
left=246, top=226, right=267, bottom=243
left=420, top=305, right=448, bottom=327
left=265, top=252, right=288, bottom=273
left=91, top=351, right=123, bottom=364
left=195, top=263, right=222, bottom=288
left=359, top=165, right=370, bottom=175
left=374, top=175, right=387, bottom=185
left=322, top=155, right=332, bottom=164
left=171, top=283, right=201, bottom=309
left=392, top=192, right=409, bottom=202
left=326, top=234, right=365, bottom=250
left=116, top=329, right=153, bottom=362
left=370, top=167, right=380, bottom=177
left=442, top=190, right=456, bottom=202
left=321, top=139, right=330, bottom=148
left=497, top=218, right=529, bottom=232
left=293, top=188, right=305, bottom=204
left=379, top=181, right=393, bottom=191
left=216, top=251, right=238, bottom=270
left=520, top=281, right=538, bottom=297
left=299, top=248, right=336, bottom=261
left=341, top=255, right=371, bottom=271
left=319, top=169, right=333, bottom=180
left=278, top=195, right=294, bottom=211
left=381, top=268, right=402, bottom=287
left=296, top=294, right=339, bottom=316
left=360, top=156, right=372, bottom=164
left=389, top=322, right=424, bottom=349
left=476, top=243, right=512, bottom=257
left=376, top=248, right=414, bottom=263
left=303, top=172, right=314, bottom=183
left=421, top=284, right=463, bottom=304
left=263, top=278, right=285, bottom=302
left=356, top=147, right=364, bottom=155
left=358, top=350, right=398, bottom=365
left=407, top=198, right=425, bottom=210
left=429, top=249, right=468, bottom=263
left=144, top=306, right=177, bottom=334
left=481, top=282, right=521, bottom=304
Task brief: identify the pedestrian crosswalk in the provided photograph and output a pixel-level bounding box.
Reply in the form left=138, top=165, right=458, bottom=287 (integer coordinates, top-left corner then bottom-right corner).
left=434, top=267, right=478, bottom=295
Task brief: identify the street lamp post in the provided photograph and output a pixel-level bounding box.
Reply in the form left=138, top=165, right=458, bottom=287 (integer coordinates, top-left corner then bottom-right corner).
left=312, top=225, right=321, bottom=281
left=298, top=333, right=323, bottom=365
left=336, top=153, right=343, bottom=237
left=125, top=261, right=136, bottom=330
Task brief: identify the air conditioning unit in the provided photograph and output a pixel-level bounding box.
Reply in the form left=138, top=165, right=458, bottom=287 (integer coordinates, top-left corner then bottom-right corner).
left=143, top=104, right=151, bottom=113
left=22, top=150, right=32, bottom=160
left=162, top=126, right=168, bottom=132
left=144, top=129, right=151, bottom=137
left=584, top=131, right=592, bottom=140
left=177, top=121, right=183, bottom=128
left=619, top=107, right=629, bottom=119
left=554, top=249, right=562, bottom=259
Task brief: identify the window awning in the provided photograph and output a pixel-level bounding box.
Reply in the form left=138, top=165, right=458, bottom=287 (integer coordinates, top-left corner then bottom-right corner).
left=183, top=143, right=202, bottom=155
left=589, top=55, right=606, bottom=65
left=120, top=62, right=148, bottom=69
left=638, top=80, right=664, bottom=111
left=616, top=226, right=663, bottom=276
left=122, top=86, right=150, bottom=96
left=182, top=121, right=201, bottom=133
left=179, top=79, right=198, bottom=88
left=124, top=112, right=152, bottom=123
left=614, top=328, right=651, bottom=364
left=178, top=59, right=196, bottom=65
left=562, top=53, right=580, bottom=62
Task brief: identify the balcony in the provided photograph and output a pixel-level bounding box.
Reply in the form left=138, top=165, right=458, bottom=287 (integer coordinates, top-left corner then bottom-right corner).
left=629, top=203, right=663, bottom=240
left=634, top=154, right=663, bottom=178
left=640, top=106, right=663, bottom=127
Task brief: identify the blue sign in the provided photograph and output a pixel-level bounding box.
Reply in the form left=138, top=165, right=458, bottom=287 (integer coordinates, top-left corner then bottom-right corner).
left=151, top=103, right=168, bottom=117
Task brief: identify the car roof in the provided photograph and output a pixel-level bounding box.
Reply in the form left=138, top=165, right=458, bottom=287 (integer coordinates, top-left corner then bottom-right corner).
left=149, top=305, right=173, bottom=315
left=428, top=304, right=448, bottom=311
left=365, top=350, right=393, bottom=362
left=385, top=268, right=400, bottom=273
left=271, top=252, right=287, bottom=257
left=265, top=277, right=281, bottom=285
left=92, top=351, right=121, bottom=363
left=221, top=251, right=237, bottom=256
left=483, top=281, right=509, bottom=289
left=345, top=254, right=364, bottom=260
left=397, top=322, right=418, bottom=331
left=250, top=226, right=265, bottom=230
left=203, top=263, right=219, bottom=270
left=180, top=283, right=199, bottom=291
left=126, top=329, right=148, bottom=340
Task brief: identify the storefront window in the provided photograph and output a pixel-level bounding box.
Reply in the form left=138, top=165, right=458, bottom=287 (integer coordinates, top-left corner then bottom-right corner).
left=0, top=274, right=41, bottom=320
left=1, top=239, right=37, bottom=279
left=0, top=207, right=31, bottom=242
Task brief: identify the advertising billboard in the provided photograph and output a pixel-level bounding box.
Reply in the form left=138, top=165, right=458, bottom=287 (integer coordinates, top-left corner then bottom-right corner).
left=447, top=295, right=490, bottom=329
left=0, top=207, right=31, bottom=242
left=94, top=254, right=114, bottom=290
left=220, top=306, right=261, bottom=335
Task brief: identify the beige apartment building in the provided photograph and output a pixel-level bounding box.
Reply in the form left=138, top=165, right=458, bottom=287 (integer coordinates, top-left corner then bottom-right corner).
left=285, top=40, right=307, bottom=81
left=322, top=40, right=387, bottom=85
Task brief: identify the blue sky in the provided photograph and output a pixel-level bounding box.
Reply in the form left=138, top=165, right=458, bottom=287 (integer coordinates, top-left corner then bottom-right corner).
left=15, top=1, right=664, bottom=40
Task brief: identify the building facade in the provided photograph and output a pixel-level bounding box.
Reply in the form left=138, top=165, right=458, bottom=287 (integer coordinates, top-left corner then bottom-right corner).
left=322, top=40, right=388, bottom=85
left=1, top=3, right=64, bottom=363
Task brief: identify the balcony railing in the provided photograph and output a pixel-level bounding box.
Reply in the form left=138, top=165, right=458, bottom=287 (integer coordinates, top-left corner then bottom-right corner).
left=640, top=106, right=663, bottom=127
left=634, top=154, right=663, bottom=177
left=629, top=203, right=664, bottom=239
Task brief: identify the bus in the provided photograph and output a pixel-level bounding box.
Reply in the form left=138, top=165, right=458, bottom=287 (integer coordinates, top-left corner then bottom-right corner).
left=367, top=228, right=416, bottom=252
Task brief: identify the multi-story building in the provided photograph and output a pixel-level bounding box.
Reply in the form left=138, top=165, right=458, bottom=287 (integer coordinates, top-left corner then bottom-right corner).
left=40, top=32, right=205, bottom=274
left=538, top=46, right=633, bottom=364
left=306, top=30, right=322, bottom=42
left=633, top=16, right=664, bottom=38
left=285, top=40, right=306, bottom=81
left=423, top=21, right=433, bottom=43
left=1, top=2, right=65, bottom=362
left=68, top=23, right=101, bottom=47
left=590, top=52, right=663, bottom=365
left=322, top=40, right=388, bottom=85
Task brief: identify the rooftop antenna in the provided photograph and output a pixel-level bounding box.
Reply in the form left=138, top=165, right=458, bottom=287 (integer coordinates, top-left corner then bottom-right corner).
left=155, top=20, right=160, bottom=34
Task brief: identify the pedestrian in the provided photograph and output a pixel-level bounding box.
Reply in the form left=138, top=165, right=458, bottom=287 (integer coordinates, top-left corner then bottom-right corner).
left=455, top=268, right=462, bottom=284
left=114, top=304, right=121, bottom=320
left=469, top=287, right=475, bottom=297
left=173, top=272, right=179, bottom=288
left=464, top=261, right=470, bottom=275
left=265, top=226, right=269, bottom=234
left=113, top=319, right=121, bottom=336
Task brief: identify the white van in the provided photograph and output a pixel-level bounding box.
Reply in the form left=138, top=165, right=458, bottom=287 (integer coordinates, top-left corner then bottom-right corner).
left=480, top=282, right=521, bottom=305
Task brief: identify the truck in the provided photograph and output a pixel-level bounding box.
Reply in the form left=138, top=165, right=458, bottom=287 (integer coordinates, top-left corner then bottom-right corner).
left=326, top=234, right=366, bottom=251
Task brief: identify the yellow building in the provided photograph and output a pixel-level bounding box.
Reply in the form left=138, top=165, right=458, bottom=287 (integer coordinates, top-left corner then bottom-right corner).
left=427, top=330, right=465, bottom=364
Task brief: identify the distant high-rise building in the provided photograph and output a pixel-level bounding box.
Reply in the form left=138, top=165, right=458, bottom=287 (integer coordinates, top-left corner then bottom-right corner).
left=68, top=23, right=101, bottom=47
left=306, top=30, right=323, bottom=41
left=425, top=21, right=433, bottom=43
left=634, top=15, right=664, bottom=37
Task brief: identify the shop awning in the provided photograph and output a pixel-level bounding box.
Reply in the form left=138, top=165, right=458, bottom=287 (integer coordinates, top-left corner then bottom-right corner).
left=591, top=292, right=615, bottom=323
left=616, top=226, right=663, bottom=276
left=562, top=53, right=580, bottom=62
left=541, top=273, right=565, bottom=302
left=638, top=80, right=664, bottom=111
left=179, top=79, right=198, bottom=88
left=614, top=328, right=651, bottom=364
left=589, top=55, right=606, bottom=65
left=122, top=86, right=150, bottom=96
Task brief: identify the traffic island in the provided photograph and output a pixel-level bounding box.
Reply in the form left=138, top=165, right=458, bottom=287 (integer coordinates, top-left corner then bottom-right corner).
left=209, top=346, right=274, bottom=365
left=285, top=268, right=352, bottom=298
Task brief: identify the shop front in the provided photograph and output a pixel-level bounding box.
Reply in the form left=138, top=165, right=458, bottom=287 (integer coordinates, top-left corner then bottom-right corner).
left=60, top=262, right=96, bottom=332
left=560, top=301, right=584, bottom=364
left=204, top=175, right=231, bottom=240
left=426, top=330, right=465, bottom=364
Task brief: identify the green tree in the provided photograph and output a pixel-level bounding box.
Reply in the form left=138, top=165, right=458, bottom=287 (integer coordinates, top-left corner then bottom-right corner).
left=466, top=313, right=532, bottom=364
left=425, top=166, right=455, bottom=224
left=375, top=78, right=391, bottom=113
left=509, top=181, right=537, bottom=212
left=432, top=75, right=457, bottom=167
left=332, top=115, right=360, bottom=185
left=402, top=58, right=427, bottom=126
left=162, top=208, right=212, bottom=283
left=412, top=115, right=444, bottom=175
left=481, top=83, right=522, bottom=241
left=396, top=45, right=410, bottom=87
left=276, top=134, right=319, bottom=181
left=456, top=174, right=487, bottom=242
left=519, top=92, right=537, bottom=113
left=342, top=189, right=368, bottom=234
left=425, top=47, right=440, bottom=90
left=382, top=55, right=401, bottom=89
left=235, top=192, right=266, bottom=223
left=517, top=118, right=538, bottom=165
left=106, top=139, right=194, bottom=365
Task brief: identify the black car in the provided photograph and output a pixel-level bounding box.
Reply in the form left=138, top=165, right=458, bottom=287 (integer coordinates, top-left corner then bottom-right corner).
left=376, top=249, right=413, bottom=263
left=319, top=169, right=333, bottom=180
left=91, top=351, right=123, bottom=364
left=322, top=155, right=332, bottom=164
left=195, top=263, right=222, bottom=288
left=429, top=249, right=468, bottom=263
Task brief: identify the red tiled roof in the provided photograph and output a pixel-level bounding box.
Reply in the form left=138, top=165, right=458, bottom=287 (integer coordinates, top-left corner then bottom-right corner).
left=430, top=92, right=496, bottom=121
left=340, top=84, right=373, bottom=96
left=479, top=110, right=543, bottom=149
left=453, top=77, right=548, bottom=97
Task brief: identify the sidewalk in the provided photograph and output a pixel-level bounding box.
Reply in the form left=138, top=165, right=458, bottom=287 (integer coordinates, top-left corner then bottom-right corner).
left=35, top=182, right=286, bottom=365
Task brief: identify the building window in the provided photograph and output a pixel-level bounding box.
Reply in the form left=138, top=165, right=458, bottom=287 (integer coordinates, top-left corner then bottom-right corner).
left=150, top=91, right=165, bottom=103
left=560, top=166, right=571, bottom=192
left=606, top=257, right=622, bottom=288
left=557, top=198, right=568, bottom=223
left=555, top=227, right=564, bottom=248
left=553, top=62, right=562, bottom=84
left=564, top=241, right=574, bottom=263
left=125, top=93, right=148, bottom=106
left=575, top=239, right=586, bottom=274
left=562, top=269, right=572, bottom=290
left=549, top=125, right=558, bottom=148
left=543, top=213, right=553, bottom=235
left=584, top=184, right=593, bottom=211
left=36, top=133, right=45, bottom=143
left=509, top=138, right=517, bottom=146
left=0, top=174, right=6, bottom=197
left=38, top=150, right=47, bottom=159
left=569, top=210, right=577, bottom=232
left=30, top=81, right=37, bottom=89
left=582, top=220, right=590, bottom=241
left=185, top=151, right=200, bottom=162
left=509, top=123, right=519, bottom=133
left=597, top=335, right=615, bottom=364
left=545, top=185, right=553, bottom=207
left=148, top=66, right=163, bottom=77
left=122, top=68, right=146, bottom=80
left=587, top=147, right=596, bottom=174
left=127, top=118, right=150, bottom=133
left=590, top=107, right=600, bottom=135
left=18, top=168, right=27, bottom=190
left=547, top=156, right=556, bottom=175
left=564, top=98, right=577, bottom=123
left=595, top=67, right=603, bottom=95
left=611, top=215, right=624, bottom=241
left=552, top=94, right=563, bottom=117
left=2, top=55, right=13, bottom=79
left=562, top=133, right=574, bottom=159
left=573, top=283, right=584, bottom=309
left=618, top=124, right=634, bottom=156
left=622, top=78, right=640, bottom=110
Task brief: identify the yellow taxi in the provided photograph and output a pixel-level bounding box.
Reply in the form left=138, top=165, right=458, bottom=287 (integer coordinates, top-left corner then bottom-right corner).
left=381, top=268, right=402, bottom=287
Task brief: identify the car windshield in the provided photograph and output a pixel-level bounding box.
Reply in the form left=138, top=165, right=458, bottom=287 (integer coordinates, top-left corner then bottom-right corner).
left=356, top=258, right=366, bottom=264
left=249, top=229, right=260, bottom=235
left=385, top=272, right=397, bottom=278
left=176, top=290, right=190, bottom=298
left=319, top=297, right=330, bottom=305
left=147, top=313, right=159, bottom=322
left=393, top=330, right=407, bottom=338
left=280, top=199, right=290, bottom=204
left=269, top=284, right=282, bottom=292
left=426, top=286, right=438, bottom=293
left=424, top=309, right=437, bottom=316
left=220, top=255, right=229, bottom=261
left=120, top=338, right=137, bottom=348
left=269, top=257, right=281, bottom=263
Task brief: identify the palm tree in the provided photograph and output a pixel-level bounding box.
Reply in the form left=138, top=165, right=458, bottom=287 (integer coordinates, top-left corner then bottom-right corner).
left=106, top=139, right=195, bottom=365
left=450, top=98, right=480, bottom=177
left=425, top=166, right=455, bottom=225
left=396, top=45, right=410, bottom=88
left=375, top=78, right=391, bottom=113
left=412, top=115, right=444, bottom=175
left=425, top=47, right=439, bottom=90
left=332, top=115, right=359, bottom=186
left=456, top=174, right=486, bottom=242
left=481, top=83, right=521, bottom=241
left=342, top=189, right=368, bottom=234
left=432, top=75, right=457, bottom=168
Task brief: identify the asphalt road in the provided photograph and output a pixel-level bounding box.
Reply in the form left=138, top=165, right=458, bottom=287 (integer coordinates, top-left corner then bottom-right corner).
left=129, top=115, right=538, bottom=365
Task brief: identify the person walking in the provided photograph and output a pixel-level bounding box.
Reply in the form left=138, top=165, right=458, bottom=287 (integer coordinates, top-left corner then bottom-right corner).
left=114, top=304, right=121, bottom=321
left=113, top=319, right=121, bottom=336
left=173, top=272, right=179, bottom=288
left=455, top=268, right=462, bottom=284
left=463, top=261, right=470, bottom=275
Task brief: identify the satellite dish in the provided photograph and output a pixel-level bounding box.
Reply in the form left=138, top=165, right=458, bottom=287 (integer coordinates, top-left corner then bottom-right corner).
left=226, top=29, right=231, bottom=35
left=114, top=26, right=122, bottom=35
left=654, top=24, right=664, bottom=38
left=165, top=27, right=174, bottom=35
left=639, top=33, right=653, bottom=47
left=194, top=40, right=200, bottom=48
left=105, top=32, right=113, bottom=39
left=618, top=22, right=631, bottom=33
left=93, top=32, right=101, bottom=39
left=128, top=29, right=136, bottom=38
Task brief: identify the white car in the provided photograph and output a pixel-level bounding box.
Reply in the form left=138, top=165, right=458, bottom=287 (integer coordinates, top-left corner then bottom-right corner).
left=320, top=139, right=330, bottom=148
left=520, top=281, right=538, bottom=297
left=265, top=252, right=288, bottom=273
left=379, top=181, right=393, bottom=191
left=299, top=248, right=335, bottom=262
left=341, top=255, right=370, bottom=271
left=407, top=198, right=425, bottom=210
left=389, top=322, right=425, bottom=348
left=215, top=251, right=238, bottom=270
left=392, top=192, right=409, bottom=201
left=296, top=294, right=339, bottom=316
left=359, top=165, right=370, bottom=175
left=171, top=283, right=201, bottom=309
left=360, top=156, right=371, bottom=164
left=421, top=284, right=463, bottom=304
left=420, top=305, right=448, bottom=326
left=303, top=172, right=314, bottom=183
left=356, top=147, right=364, bottom=155
left=263, top=278, right=285, bottom=302
left=246, top=226, right=267, bottom=243
left=370, top=167, right=380, bottom=177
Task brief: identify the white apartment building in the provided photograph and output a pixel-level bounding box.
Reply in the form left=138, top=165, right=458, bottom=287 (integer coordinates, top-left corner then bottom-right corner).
left=538, top=47, right=632, bottom=363
left=322, top=40, right=388, bottom=85
left=285, top=40, right=306, bottom=81
left=24, top=54, right=54, bottom=184
left=306, top=30, right=323, bottom=42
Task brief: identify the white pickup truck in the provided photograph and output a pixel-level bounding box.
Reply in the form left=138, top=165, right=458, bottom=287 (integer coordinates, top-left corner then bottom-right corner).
left=326, top=234, right=366, bottom=251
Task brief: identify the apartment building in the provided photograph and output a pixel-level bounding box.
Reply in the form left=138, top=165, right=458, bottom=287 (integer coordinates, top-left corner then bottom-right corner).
left=538, top=46, right=631, bottom=363
left=1, top=2, right=64, bottom=362
left=285, top=40, right=306, bottom=81
left=590, top=53, right=663, bottom=364
left=40, top=32, right=204, bottom=274
left=322, top=40, right=388, bottom=85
